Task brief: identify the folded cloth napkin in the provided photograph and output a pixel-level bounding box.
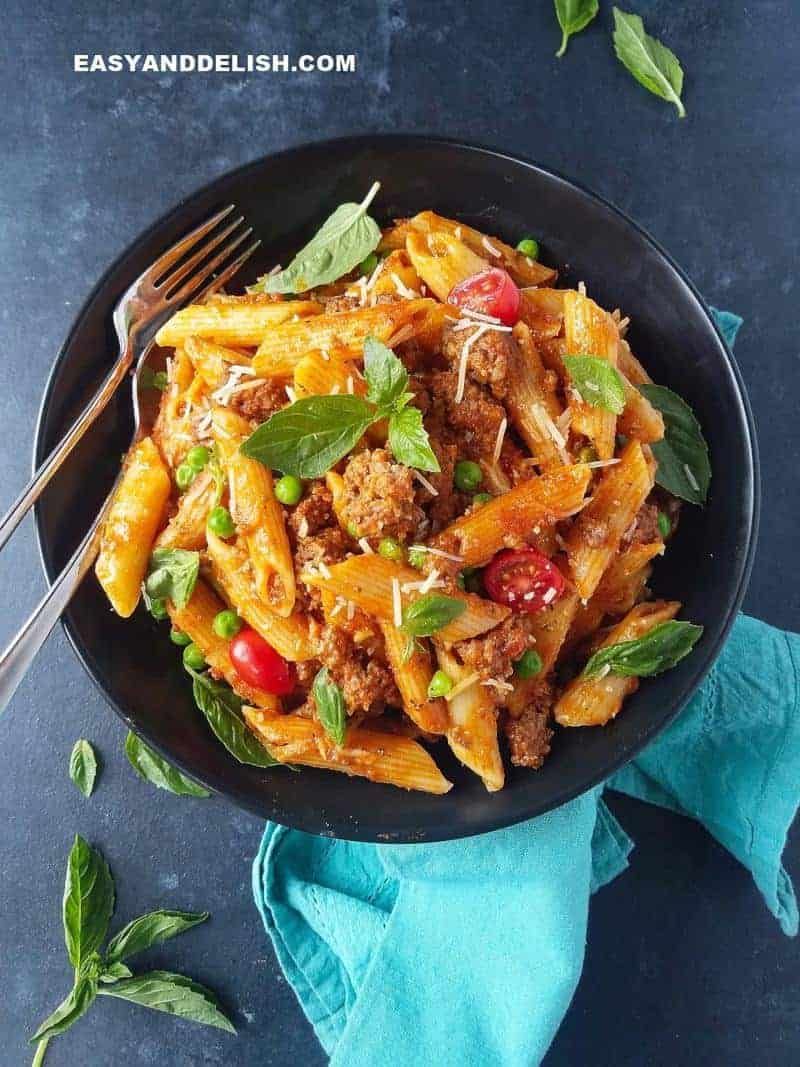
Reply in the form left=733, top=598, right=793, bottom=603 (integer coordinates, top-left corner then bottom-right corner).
left=253, top=312, right=800, bottom=1066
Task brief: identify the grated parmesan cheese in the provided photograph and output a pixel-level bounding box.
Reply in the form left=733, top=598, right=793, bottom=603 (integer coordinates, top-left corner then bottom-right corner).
left=347, top=375, right=354, bottom=394
left=358, top=537, right=374, bottom=554
left=391, top=272, right=419, bottom=300
left=391, top=577, right=402, bottom=627
left=542, top=587, right=558, bottom=604
left=481, top=236, right=502, bottom=258
left=318, top=561, right=332, bottom=579
left=493, top=417, right=507, bottom=462
left=481, top=678, right=514, bottom=694
left=408, top=544, right=464, bottom=563
left=586, top=458, right=621, bottom=469
left=455, top=323, right=489, bottom=403
left=454, top=226, right=462, bottom=240
left=285, top=385, right=297, bottom=403
left=684, top=464, right=700, bottom=493
left=412, top=470, right=439, bottom=496
left=297, top=517, right=309, bottom=539
left=330, top=383, right=341, bottom=395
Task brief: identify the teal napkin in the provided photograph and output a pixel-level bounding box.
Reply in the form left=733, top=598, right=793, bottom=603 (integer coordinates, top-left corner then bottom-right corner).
left=252, top=311, right=800, bottom=1065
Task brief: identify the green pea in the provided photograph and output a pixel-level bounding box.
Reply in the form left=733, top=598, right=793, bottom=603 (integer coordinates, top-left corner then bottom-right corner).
left=346, top=521, right=359, bottom=538
left=149, top=597, right=168, bottom=621
left=169, top=628, right=192, bottom=647
left=186, top=445, right=210, bottom=472
left=514, top=650, right=543, bottom=679
left=153, top=370, right=169, bottom=391
left=427, top=670, right=453, bottom=699
left=182, top=643, right=207, bottom=671
left=472, top=492, right=492, bottom=508
left=407, top=547, right=426, bottom=570
left=378, top=537, right=405, bottom=562
left=454, top=460, right=482, bottom=493
left=213, top=609, right=242, bottom=639
left=657, top=511, right=671, bottom=538
left=577, top=445, right=598, bottom=464
left=207, top=505, right=236, bottom=538
left=175, top=463, right=196, bottom=491
left=516, top=237, right=540, bottom=260
left=275, top=474, right=303, bottom=506
left=359, top=252, right=378, bottom=275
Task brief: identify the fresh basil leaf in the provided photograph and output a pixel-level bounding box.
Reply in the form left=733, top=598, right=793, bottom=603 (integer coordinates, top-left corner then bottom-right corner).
left=99, top=962, right=133, bottom=983
left=388, top=406, right=441, bottom=473
left=265, top=183, right=381, bottom=294
left=97, top=970, right=236, bottom=1034
left=69, top=739, right=98, bottom=798
left=125, top=731, right=211, bottom=798
left=106, top=910, right=209, bottom=964
left=563, top=355, right=626, bottom=415
left=241, top=395, right=376, bottom=479
left=613, top=7, right=686, bottom=118
left=145, top=548, right=200, bottom=610
left=30, top=978, right=97, bottom=1043
left=554, top=0, right=599, bottom=57
left=401, top=594, right=466, bottom=638
left=63, top=835, right=115, bottom=971
left=311, top=668, right=347, bottom=746
left=583, top=620, right=703, bottom=681
left=363, top=335, right=410, bottom=411
left=187, top=668, right=279, bottom=768
left=638, top=384, right=710, bottom=504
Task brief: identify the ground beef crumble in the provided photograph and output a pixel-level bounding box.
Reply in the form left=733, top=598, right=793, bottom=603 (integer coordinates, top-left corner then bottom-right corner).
left=620, top=500, right=662, bottom=549
left=339, top=448, right=423, bottom=542
left=418, top=369, right=506, bottom=460
left=441, top=321, right=518, bottom=400
left=229, top=379, right=287, bottom=424
left=453, top=616, right=532, bottom=684
left=315, top=626, right=401, bottom=715
left=287, top=483, right=337, bottom=539
left=504, top=686, right=555, bottom=770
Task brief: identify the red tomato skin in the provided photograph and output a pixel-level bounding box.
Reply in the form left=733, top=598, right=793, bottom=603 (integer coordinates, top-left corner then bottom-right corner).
left=447, top=267, right=521, bottom=326
left=483, top=548, right=566, bottom=613
left=229, top=629, right=294, bottom=695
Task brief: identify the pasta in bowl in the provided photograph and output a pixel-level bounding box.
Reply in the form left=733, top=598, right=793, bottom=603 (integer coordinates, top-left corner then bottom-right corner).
left=93, top=190, right=707, bottom=796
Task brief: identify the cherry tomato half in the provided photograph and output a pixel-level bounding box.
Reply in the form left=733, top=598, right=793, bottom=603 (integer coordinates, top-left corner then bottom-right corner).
left=447, top=267, right=521, bottom=326
left=229, top=628, right=294, bottom=695
left=483, top=547, right=566, bottom=613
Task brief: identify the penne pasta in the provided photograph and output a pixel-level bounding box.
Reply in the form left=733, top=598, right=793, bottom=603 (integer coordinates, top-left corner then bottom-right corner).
left=506, top=322, right=566, bottom=467
left=242, top=709, right=453, bottom=794
left=156, top=469, right=216, bottom=550
left=155, top=300, right=321, bottom=347
left=380, top=621, right=449, bottom=734
left=618, top=373, right=664, bottom=443
left=293, top=350, right=367, bottom=400
left=555, top=600, right=681, bottom=727
left=519, top=287, right=564, bottom=340
left=405, top=230, right=490, bottom=301
left=563, top=289, right=619, bottom=461
left=432, top=464, right=591, bottom=567
left=300, top=556, right=510, bottom=642
left=184, top=336, right=254, bottom=391
left=95, top=437, right=172, bottom=617
left=436, top=647, right=504, bottom=792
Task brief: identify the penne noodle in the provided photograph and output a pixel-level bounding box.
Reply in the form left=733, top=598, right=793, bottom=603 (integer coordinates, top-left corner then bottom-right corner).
left=567, top=541, right=664, bottom=649
left=156, top=469, right=216, bottom=551
left=618, top=374, right=664, bottom=443
left=301, top=556, right=510, bottom=642
left=519, top=287, right=564, bottom=340
left=563, top=289, right=619, bottom=461
left=405, top=230, right=490, bottom=301
left=95, top=436, right=171, bottom=618
left=206, top=531, right=316, bottom=661
left=169, top=580, right=282, bottom=709
left=242, top=709, right=453, bottom=794
left=436, top=647, right=504, bottom=792
left=432, top=464, right=591, bottom=567
left=155, top=300, right=321, bottom=347
left=617, top=337, right=652, bottom=385
left=184, top=336, right=254, bottom=391
left=507, top=322, right=566, bottom=468
left=293, top=350, right=368, bottom=400
left=380, top=621, right=449, bottom=734
left=566, top=440, right=653, bottom=601
left=555, top=600, right=681, bottom=727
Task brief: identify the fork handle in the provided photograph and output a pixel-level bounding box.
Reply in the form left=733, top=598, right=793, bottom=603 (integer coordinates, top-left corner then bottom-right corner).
left=0, top=492, right=110, bottom=715
left=0, top=348, right=133, bottom=554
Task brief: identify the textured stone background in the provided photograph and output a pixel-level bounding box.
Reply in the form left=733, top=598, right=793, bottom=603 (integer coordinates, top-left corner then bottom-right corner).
left=1, top=2, right=798, bottom=1064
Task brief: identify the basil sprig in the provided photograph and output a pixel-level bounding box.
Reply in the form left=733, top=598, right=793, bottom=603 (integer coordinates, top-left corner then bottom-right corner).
left=613, top=7, right=686, bottom=118
left=582, top=620, right=703, bottom=681
left=638, top=384, right=710, bottom=504
left=30, top=836, right=232, bottom=1059
left=69, top=740, right=98, bottom=798
left=125, top=731, right=211, bottom=797
left=144, top=549, right=200, bottom=610
left=261, top=182, right=381, bottom=294
left=241, top=336, right=439, bottom=478
left=186, top=667, right=279, bottom=768
left=399, top=594, right=466, bottom=660
left=312, top=667, right=347, bottom=746
left=554, top=0, right=599, bottom=58
left=563, top=354, right=626, bottom=415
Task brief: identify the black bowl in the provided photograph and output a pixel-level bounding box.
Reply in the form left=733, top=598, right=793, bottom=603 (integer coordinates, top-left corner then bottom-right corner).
left=34, top=136, right=758, bottom=842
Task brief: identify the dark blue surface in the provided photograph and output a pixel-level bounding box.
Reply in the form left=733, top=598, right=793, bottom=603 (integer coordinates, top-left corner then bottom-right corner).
left=1, top=2, right=798, bottom=1064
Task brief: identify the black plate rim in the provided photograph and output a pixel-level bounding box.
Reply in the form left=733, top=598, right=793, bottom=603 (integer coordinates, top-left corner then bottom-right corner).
left=33, top=134, right=760, bottom=840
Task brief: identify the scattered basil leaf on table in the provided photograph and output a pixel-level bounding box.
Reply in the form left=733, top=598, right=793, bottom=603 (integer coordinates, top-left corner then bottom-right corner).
left=186, top=667, right=279, bottom=768
left=69, top=740, right=98, bottom=798
left=125, top=731, right=210, bottom=797
left=638, top=383, right=710, bottom=504
left=563, top=355, right=626, bottom=415
left=554, top=0, right=599, bottom=58
left=30, top=837, right=233, bottom=1059
left=241, top=336, right=438, bottom=478
left=98, top=971, right=235, bottom=1033
left=582, top=620, right=703, bottom=681
left=144, top=548, right=200, bottom=610
left=262, top=181, right=381, bottom=294
left=612, top=7, right=686, bottom=118
left=312, top=667, right=347, bottom=746
left=106, top=910, right=209, bottom=964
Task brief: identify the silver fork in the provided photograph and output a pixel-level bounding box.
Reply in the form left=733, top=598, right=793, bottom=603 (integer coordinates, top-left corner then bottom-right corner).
left=0, top=207, right=260, bottom=713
